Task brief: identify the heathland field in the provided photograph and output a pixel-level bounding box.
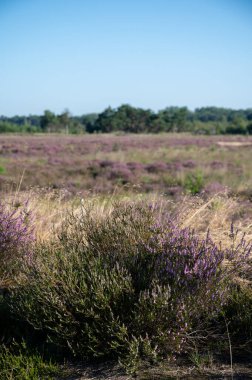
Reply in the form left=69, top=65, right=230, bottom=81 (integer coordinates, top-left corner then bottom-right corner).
left=1, top=134, right=252, bottom=198
left=0, top=134, right=252, bottom=379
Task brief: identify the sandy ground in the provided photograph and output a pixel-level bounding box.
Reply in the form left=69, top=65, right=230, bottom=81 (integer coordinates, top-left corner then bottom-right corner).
left=217, top=141, right=252, bottom=147
left=62, top=361, right=252, bottom=380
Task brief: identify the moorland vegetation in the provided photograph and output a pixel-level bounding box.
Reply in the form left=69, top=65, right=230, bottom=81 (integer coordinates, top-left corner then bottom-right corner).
left=0, top=190, right=252, bottom=379
left=0, top=130, right=252, bottom=378
left=1, top=134, right=252, bottom=199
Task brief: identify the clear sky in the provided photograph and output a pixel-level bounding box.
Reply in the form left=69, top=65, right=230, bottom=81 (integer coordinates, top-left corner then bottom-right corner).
left=0, top=0, right=252, bottom=116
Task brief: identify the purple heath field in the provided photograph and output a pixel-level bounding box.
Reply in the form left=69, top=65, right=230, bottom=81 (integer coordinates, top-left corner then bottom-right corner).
left=0, top=134, right=252, bottom=379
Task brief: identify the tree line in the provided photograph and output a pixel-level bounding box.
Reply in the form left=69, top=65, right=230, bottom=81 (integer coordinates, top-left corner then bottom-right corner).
left=1, top=105, right=252, bottom=134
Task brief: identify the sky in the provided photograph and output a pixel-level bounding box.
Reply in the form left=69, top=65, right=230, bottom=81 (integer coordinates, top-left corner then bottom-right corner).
left=0, top=0, right=252, bottom=116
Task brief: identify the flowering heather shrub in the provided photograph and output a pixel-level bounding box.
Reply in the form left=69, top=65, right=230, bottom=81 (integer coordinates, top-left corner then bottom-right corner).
left=126, top=162, right=145, bottom=171
left=9, top=201, right=252, bottom=373
left=182, top=160, right=197, bottom=168
left=145, top=222, right=227, bottom=314
left=87, top=160, right=134, bottom=184
left=203, top=181, right=227, bottom=195
left=99, top=159, right=114, bottom=168
left=210, top=160, right=225, bottom=169
left=145, top=162, right=168, bottom=173
left=107, top=163, right=133, bottom=183
left=0, top=202, right=34, bottom=279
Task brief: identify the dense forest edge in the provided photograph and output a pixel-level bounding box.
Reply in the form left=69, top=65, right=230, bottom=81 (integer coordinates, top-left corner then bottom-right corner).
left=1, top=105, right=252, bottom=134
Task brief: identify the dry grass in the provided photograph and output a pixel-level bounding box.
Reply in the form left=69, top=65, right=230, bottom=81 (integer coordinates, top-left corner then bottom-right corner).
left=3, top=189, right=69, bottom=241
left=180, top=194, right=252, bottom=247
left=5, top=187, right=252, bottom=250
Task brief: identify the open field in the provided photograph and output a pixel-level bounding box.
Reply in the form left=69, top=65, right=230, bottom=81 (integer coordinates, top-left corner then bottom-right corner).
left=2, top=0, right=252, bottom=376
left=0, top=134, right=252, bottom=379
left=1, top=134, right=252, bottom=198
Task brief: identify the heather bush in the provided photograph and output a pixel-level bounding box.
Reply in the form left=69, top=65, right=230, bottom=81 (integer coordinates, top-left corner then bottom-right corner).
left=0, top=202, right=34, bottom=281
left=8, top=201, right=252, bottom=373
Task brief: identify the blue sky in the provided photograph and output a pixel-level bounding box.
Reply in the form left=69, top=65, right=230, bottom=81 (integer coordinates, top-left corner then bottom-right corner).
left=0, top=0, right=252, bottom=116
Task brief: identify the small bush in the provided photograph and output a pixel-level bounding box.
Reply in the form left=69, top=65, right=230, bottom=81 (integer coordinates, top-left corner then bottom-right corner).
left=225, top=124, right=247, bottom=135
left=8, top=201, right=251, bottom=373
left=184, top=171, right=204, bottom=195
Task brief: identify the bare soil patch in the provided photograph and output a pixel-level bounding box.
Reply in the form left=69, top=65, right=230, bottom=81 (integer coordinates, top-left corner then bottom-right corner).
left=217, top=141, right=252, bottom=147
left=62, top=360, right=252, bottom=380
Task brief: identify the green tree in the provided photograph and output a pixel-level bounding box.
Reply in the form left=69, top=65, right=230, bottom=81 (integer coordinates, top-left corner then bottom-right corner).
left=59, top=109, right=71, bottom=134
left=41, top=110, right=57, bottom=132
left=91, top=107, right=116, bottom=133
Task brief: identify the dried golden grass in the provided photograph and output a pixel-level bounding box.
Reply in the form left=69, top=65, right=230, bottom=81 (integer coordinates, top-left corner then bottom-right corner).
left=180, top=194, right=252, bottom=248
left=4, top=189, right=69, bottom=241
left=3, top=186, right=252, bottom=250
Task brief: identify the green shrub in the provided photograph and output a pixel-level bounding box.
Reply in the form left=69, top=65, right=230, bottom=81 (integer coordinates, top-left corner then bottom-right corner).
left=9, top=242, right=134, bottom=359
left=184, top=171, right=204, bottom=195
left=225, top=124, right=247, bottom=134
left=8, top=201, right=251, bottom=373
